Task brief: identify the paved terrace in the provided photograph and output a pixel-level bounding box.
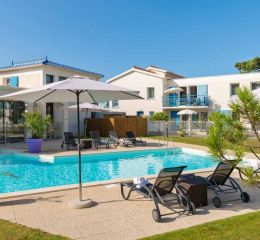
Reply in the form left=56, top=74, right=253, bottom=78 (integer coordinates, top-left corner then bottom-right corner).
left=0, top=139, right=259, bottom=240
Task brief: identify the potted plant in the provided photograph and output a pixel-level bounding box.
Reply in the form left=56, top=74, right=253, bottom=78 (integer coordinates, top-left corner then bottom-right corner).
left=23, top=111, right=52, bottom=153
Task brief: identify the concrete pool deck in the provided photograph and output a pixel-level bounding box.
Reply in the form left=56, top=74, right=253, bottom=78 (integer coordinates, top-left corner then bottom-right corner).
left=0, top=139, right=260, bottom=239
left=0, top=173, right=260, bottom=240
left=1, top=138, right=258, bottom=160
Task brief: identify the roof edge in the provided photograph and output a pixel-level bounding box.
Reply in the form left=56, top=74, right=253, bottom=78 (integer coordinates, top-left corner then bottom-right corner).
left=0, top=58, right=104, bottom=78
left=106, top=66, right=163, bottom=83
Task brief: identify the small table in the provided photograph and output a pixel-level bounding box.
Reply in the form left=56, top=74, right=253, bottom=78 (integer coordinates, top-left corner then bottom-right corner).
left=178, top=174, right=208, bottom=208
left=81, top=139, right=92, bottom=149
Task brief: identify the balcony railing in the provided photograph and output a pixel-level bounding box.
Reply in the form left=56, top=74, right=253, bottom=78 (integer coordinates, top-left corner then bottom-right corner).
left=163, top=95, right=209, bottom=107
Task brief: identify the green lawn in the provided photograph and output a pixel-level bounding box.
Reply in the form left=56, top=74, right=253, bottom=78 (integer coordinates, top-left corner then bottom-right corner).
left=2, top=211, right=260, bottom=240
left=149, top=136, right=260, bottom=153
left=142, top=211, right=260, bottom=240
left=0, top=219, right=69, bottom=240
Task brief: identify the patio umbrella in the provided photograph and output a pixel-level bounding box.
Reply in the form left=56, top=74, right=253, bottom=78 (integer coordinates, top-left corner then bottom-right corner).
left=177, top=109, right=198, bottom=135
left=68, top=102, right=107, bottom=112
left=0, top=75, right=142, bottom=208
left=164, top=87, right=183, bottom=94
left=68, top=102, right=109, bottom=136
left=177, top=109, right=197, bottom=115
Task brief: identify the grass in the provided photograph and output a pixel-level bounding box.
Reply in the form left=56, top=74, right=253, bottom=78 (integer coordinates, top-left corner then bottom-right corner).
left=0, top=219, right=69, bottom=240
left=3, top=212, right=260, bottom=240
left=142, top=211, right=260, bottom=240
left=149, top=135, right=260, bottom=153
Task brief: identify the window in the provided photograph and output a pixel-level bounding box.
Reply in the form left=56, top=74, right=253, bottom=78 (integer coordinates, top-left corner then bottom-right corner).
left=180, top=87, right=187, bottom=98
left=136, top=111, right=144, bottom=116
left=46, top=74, right=54, bottom=84
left=200, top=112, right=208, bottom=121
left=100, top=101, right=109, bottom=108
left=5, top=76, right=19, bottom=87
left=147, top=87, right=155, bottom=99
left=112, top=100, right=119, bottom=108
left=189, top=86, right=197, bottom=96
left=251, top=82, right=260, bottom=90
left=230, top=83, right=240, bottom=96
left=46, top=103, right=54, bottom=120
left=149, top=111, right=154, bottom=117
left=59, top=76, right=66, bottom=81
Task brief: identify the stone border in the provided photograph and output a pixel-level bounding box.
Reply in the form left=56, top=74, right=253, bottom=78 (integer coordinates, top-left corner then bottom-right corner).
left=0, top=167, right=215, bottom=199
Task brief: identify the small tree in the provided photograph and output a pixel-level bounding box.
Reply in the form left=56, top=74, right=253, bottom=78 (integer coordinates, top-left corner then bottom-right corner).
left=150, top=112, right=168, bottom=121
left=23, top=111, right=52, bottom=139
left=235, top=57, right=260, bottom=73
left=207, top=87, right=260, bottom=186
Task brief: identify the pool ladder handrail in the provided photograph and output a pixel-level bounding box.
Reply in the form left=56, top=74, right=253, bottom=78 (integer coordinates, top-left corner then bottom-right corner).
left=160, top=136, right=177, bottom=161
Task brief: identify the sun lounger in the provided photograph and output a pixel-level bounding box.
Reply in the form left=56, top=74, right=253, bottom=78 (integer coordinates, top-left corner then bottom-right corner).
left=206, top=161, right=250, bottom=208
left=61, top=132, right=78, bottom=150
left=120, top=166, right=195, bottom=222
left=125, top=131, right=146, bottom=146
left=90, top=131, right=110, bottom=149
left=109, top=130, right=132, bottom=147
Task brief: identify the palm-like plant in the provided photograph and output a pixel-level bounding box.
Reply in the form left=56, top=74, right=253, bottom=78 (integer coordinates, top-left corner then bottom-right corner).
left=207, top=87, right=260, bottom=187
left=23, top=111, right=52, bottom=139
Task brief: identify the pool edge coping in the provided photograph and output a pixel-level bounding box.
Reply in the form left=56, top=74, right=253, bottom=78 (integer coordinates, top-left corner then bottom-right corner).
left=0, top=167, right=216, bottom=200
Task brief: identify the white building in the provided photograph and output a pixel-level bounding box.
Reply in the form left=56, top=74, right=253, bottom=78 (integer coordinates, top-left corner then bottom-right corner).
left=105, top=65, right=260, bottom=121
left=0, top=58, right=103, bottom=140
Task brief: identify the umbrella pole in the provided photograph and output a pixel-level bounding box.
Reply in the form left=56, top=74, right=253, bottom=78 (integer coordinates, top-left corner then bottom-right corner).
left=69, top=92, right=92, bottom=208
left=85, top=109, right=89, bottom=138
left=76, top=91, right=82, bottom=201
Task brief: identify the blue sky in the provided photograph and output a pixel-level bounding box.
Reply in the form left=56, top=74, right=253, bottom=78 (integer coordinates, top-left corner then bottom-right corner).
left=0, top=0, right=259, bottom=80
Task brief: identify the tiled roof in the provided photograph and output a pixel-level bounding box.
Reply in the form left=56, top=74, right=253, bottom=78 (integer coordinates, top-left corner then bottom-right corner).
left=0, top=58, right=104, bottom=77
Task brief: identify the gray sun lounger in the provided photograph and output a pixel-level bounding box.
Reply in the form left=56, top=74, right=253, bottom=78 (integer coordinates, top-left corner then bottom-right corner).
left=109, top=130, right=132, bottom=147
left=206, top=161, right=250, bottom=208
left=61, top=132, right=78, bottom=150
left=125, top=131, right=146, bottom=146
left=120, top=166, right=195, bottom=222
left=90, top=131, right=110, bottom=149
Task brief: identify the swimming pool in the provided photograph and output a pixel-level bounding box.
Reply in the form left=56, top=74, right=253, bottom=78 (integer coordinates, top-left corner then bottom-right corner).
left=0, top=148, right=217, bottom=194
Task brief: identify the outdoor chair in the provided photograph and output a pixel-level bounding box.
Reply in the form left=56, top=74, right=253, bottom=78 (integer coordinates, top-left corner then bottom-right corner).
left=125, top=131, right=146, bottom=146
left=90, top=131, right=110, bottom=149
left=109, top=130, right=132, bottom=147
left=61, top=132, right=78, bottom=150
left=120, top=166, right=196, bottom=222
left=205, top=161, right=250, bottom=208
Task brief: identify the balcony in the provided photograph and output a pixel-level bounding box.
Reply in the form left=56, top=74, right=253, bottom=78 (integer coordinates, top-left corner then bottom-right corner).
left=163, top=95, right=209, bottom=108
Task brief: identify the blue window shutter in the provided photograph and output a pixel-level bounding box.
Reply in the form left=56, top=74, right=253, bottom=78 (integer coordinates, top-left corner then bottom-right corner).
left=9, top=76, right=19, bottom=87
left=169, top=93, right=177, bottom=106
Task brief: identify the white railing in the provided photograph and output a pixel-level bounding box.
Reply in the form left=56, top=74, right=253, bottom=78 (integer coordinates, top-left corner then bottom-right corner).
left=148, top=121, right=211, bottom=136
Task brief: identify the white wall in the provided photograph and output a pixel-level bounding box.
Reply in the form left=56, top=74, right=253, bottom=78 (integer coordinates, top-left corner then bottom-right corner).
left=173, top=72, right=260, bottom=110
left=0, top=68, right=43, bottom=88
left=108, top=71, right=164, bottom=116
left=42, top=65, right=101, bottom=84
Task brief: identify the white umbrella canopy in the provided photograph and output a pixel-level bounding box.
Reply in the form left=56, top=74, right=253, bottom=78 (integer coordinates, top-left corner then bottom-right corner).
left=0, top=76, right=142, bottom=208
left=177, top=109, right=198, bottom=115
left=68, top=102, right=108, bottom=112
left=164, top=87, right=183, bottom=94
left=69, top=103, right=108, bottom=151
left=0, top=75, right=142, bottom=103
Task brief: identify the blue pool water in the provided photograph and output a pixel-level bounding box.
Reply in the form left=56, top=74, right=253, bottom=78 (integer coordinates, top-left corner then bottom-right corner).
left=0, top=148, right=217, bottom=193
